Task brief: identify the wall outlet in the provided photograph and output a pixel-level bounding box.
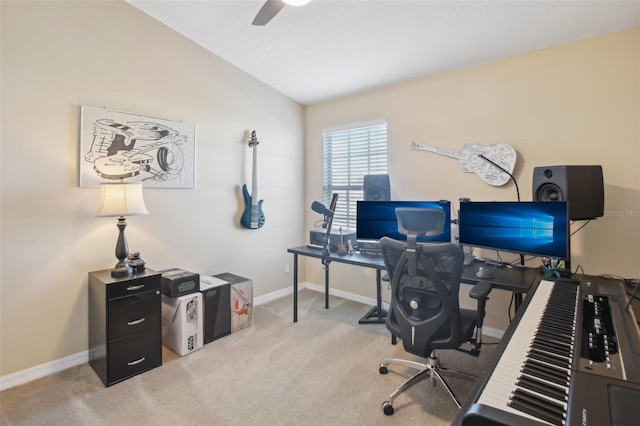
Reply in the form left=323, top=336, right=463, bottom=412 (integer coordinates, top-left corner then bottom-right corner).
left=284, top=263, right=290, bottom=274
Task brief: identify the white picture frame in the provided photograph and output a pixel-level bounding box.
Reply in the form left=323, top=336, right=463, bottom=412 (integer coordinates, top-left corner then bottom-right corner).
left=79, top=106, right=196, bottom=188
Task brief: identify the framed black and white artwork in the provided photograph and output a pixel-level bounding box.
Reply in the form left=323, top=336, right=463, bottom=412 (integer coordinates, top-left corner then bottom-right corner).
left=79, top=106, right=196, bottom=188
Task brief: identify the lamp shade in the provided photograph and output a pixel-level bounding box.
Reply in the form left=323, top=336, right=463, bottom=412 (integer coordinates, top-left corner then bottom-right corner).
left=98, top=182, right=149, bottom=217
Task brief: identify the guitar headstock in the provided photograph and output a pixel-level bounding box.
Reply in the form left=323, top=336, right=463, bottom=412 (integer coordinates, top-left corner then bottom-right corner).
left=249, top=130, right=259, bottom=147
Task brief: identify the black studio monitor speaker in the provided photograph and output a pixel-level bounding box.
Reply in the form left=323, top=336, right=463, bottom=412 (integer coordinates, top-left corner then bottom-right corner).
left=532, top=165, right=604, bottom=220
left=363, top=174, right=390, bottom=201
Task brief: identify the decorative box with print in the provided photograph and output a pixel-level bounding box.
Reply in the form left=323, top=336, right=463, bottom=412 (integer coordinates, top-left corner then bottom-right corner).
left=160, top=268, right=199, bottom=298
left=161, top=293, right=203, bottom=356
left=213, top=273, right=253, bottom=333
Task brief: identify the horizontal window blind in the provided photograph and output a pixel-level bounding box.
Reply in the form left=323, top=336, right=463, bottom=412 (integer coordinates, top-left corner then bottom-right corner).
left=322, top=121, right=388, bottom=230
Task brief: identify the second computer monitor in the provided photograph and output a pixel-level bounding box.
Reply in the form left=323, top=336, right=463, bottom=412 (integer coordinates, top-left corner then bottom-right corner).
left=458, top=200, right=570, bottom=260
left=356, top=200, right=452, bottom=243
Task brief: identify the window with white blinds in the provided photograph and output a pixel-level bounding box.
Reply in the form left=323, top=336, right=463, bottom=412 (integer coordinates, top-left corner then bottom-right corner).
left=322, top=121, right=388, bottom=230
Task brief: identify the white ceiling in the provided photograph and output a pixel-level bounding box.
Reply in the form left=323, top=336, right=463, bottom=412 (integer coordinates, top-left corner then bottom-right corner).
left=128, top=0, right=639, bottom=105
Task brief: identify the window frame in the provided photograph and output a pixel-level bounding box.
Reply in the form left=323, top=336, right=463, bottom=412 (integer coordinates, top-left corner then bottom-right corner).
left=322, top=120, right=388, bottom=230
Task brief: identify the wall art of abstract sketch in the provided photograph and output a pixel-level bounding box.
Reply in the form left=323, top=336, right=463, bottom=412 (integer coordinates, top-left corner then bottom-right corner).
left=79, top=106, right=196, bottom=188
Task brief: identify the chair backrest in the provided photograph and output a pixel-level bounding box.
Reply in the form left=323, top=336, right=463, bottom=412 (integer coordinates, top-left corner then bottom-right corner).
left=394, top=207, right=446, bottom=276
left=379, top=208, right=466, bottom=356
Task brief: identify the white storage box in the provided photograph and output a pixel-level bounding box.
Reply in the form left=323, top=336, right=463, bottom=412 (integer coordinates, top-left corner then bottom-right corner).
left=161, top=293, right=203, bottom=356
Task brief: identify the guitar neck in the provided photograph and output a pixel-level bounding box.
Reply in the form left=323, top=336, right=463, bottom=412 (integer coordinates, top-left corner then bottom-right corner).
left=251, top=142, right=258, bottom=205
left=411, top=142, right=463, bottom=159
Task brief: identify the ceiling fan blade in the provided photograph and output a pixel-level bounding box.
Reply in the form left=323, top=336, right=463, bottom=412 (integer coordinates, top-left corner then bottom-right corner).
left=252, top=0, right=286, bottom=26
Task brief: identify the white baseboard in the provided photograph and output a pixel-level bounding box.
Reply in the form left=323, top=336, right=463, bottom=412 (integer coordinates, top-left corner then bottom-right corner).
left=481, top=326, right=504, bottom=340
left=254, top=286, right=292, bottom=306
left=303, top=281, right=389, bottom=310
left=0, top=350, right=89, bottom=392
left=0, top=282, right=503, bottom=391
left=0, top=286, right=296, bottom=391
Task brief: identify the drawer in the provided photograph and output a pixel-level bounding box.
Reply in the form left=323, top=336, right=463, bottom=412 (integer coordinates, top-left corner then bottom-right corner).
left=107, top=274, right=160, bottom=299
left=108, top=328, right=161, bottom=385
left=108, top=290, right=160, bottom=339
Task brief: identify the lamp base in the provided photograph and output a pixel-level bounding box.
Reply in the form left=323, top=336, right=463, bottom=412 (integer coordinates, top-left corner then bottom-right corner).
left=111, top=261, right=134, bottom=277
left=110, top=216, right=133, bottom=277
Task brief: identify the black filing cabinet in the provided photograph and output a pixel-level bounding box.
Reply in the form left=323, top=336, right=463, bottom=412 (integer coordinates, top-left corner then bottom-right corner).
left=89, top=268, right=162, bottom=386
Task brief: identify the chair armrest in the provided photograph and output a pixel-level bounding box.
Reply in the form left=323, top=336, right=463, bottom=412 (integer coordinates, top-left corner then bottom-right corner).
left=469, top=281, right=493, bottom=353
left=469, top=281, right=492, bottom=300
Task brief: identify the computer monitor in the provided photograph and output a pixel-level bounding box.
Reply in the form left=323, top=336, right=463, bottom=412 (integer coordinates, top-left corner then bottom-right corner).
left=458, top=201, right=570, bottom=260
left=356, top=200, right=452, bottom=243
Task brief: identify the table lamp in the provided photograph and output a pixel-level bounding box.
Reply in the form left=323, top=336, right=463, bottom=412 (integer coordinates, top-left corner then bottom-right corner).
left=98, top=181, right=149, bottom=277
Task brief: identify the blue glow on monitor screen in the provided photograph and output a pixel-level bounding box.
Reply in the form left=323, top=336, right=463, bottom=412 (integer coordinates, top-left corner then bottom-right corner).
left=356, top=201, right=452, bottom=243
left=458, top=201, right=569, bottom=259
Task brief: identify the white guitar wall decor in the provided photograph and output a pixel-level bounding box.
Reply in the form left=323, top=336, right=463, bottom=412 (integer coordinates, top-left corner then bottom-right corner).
left=411, top=142, right=517, bottom=186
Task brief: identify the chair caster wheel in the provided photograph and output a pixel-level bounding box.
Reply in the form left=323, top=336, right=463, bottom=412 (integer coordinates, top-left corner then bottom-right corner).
left=382, top=401, right=394, bottom=415
left=379, top=363, right=388, bottom=374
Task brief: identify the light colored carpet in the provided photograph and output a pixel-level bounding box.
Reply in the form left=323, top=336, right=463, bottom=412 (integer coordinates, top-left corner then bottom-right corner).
left=0, top=290, right=497, bottom=425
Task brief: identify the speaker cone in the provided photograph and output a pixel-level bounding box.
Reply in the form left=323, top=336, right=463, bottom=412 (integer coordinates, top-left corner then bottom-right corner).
left=536, top=183, right=564, bottom=202
left=363, top=174, right=390, bottom=201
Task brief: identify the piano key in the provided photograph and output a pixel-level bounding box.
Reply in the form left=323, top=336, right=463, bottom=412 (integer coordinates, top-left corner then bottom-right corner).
left=517, top=375, right=567, bottom=402
left=509, top=390, right=565, bottom=425
left=531, top=339, right=571, bottom=357
left=510, top=388, right=566, bottom=416
left=475, top=280, right=578, bottom=424
left=528, top=348, right=571, bottom=368
left=522, top=362, right=568, bottom=386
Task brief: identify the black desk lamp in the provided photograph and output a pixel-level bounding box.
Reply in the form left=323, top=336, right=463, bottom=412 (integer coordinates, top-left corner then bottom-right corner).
left=98, top=181, right=149, bottom=277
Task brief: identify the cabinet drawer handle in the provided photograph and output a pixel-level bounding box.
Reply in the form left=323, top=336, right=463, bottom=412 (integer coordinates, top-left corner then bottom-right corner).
left=127, top=357, right=146, bottom=366
left=127, top=317, right=145, bottom=326
left=126, top=284, right=145, bottom=291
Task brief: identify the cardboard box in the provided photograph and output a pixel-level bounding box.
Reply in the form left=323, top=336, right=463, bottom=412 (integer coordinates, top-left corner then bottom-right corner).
left=213, top=273, right=253, bottom=333
left=160, top=268, right=199, bottom=297
left=199, top=275, right=231, bottom=344
left=161, top=293, right=203, bottom=356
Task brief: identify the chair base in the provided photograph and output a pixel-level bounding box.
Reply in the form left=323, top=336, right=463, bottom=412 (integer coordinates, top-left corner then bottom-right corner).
left=378, top=351, right=477, bottom=415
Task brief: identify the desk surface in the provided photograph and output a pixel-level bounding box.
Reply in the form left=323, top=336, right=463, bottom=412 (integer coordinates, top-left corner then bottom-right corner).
left=288, top=245, right=539, bottom=294
left=461, top=260, right=539, bottom=294
left=287, top=245, right=385, bottom=269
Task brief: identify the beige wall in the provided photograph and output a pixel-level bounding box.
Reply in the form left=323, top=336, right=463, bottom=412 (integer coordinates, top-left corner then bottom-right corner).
left=1, top=1, right=305, bottom=376
left=2, top=0, right=638, bottom=379
left=304, top=28, right=640, bottom=331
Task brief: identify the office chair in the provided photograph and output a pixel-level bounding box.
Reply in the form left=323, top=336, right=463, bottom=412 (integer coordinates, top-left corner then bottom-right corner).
left=378, top=208, right=492, bottom=415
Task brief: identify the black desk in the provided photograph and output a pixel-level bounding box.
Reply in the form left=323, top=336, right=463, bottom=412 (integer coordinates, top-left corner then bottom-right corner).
left=461, top=260, right=540, bottom=310
left=287, top=246, right=387, bottom=323
left=288, top=245, right=541, bottom=322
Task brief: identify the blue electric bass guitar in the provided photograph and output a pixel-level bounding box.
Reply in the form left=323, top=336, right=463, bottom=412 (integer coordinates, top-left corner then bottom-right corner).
left=241, top=131, right=265, bottom=229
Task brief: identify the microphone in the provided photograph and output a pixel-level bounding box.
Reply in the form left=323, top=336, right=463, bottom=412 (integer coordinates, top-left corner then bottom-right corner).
left=311, top=197, right=338, bottom=263
left=478, top=154, right=520, bottom=201
left=311, top=201, right=332, bottom=217
left=311, top=200, right=335, bottom=230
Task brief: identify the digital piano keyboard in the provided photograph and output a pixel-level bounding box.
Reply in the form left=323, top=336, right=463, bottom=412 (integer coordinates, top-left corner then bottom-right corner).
left=455, top=277, right=640, bottom=426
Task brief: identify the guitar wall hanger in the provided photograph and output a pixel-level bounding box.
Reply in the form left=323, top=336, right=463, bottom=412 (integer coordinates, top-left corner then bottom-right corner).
left=411, top=141, right=517, bottom=187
